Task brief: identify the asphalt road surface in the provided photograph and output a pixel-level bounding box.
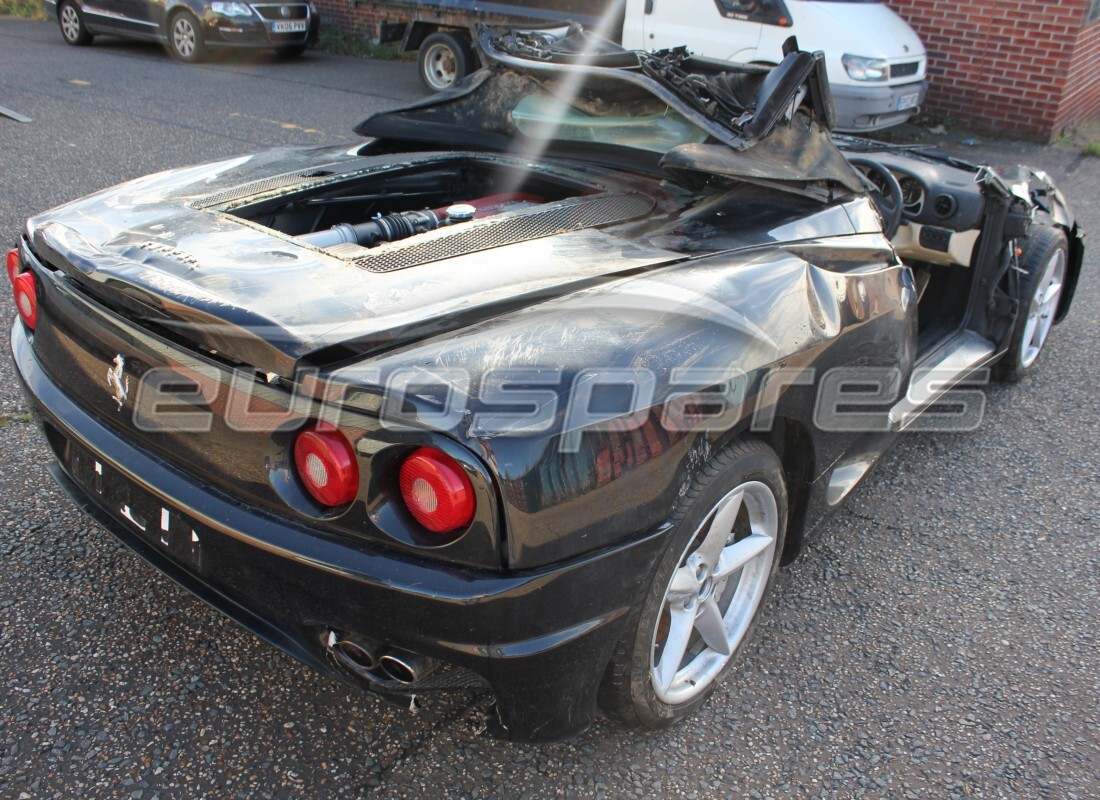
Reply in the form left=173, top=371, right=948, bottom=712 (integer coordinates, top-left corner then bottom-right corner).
left=1, top=17, right=1097, bottom=800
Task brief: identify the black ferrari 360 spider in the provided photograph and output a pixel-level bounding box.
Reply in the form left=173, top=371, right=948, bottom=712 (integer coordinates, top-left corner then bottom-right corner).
left=8, top=27, right=1084, bottom=741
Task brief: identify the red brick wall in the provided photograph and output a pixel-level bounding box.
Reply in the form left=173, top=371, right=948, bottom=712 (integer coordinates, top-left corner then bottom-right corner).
left=314, top=1, right=406, bottom=36
left=886, top=0, right=1100, bottom=140
left=1056, top=16, right=1100, bottom=130
left=313, top=0, right=505, bottom=38
left=320, top=0, right=1100, bottom=140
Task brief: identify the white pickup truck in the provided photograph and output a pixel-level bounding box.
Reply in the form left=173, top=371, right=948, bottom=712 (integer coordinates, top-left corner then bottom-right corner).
left=359, top=0, right=928, bottom=132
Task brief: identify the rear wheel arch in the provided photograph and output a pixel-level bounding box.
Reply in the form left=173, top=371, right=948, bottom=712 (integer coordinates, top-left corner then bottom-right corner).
left=703, top=414, right=814, bottom=566
left=402, top=21, right=442, bottom=52
left=749, top=418, right=815, bottom=564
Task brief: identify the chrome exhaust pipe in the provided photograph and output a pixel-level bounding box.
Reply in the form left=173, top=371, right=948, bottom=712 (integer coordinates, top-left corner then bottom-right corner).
left=327, top=633, right=438, bottom=687
left=327, top=632, right=381, bottom=674
left=378, top=650, right=438, bottom=685
left=334, top=640, right=379, bottom=672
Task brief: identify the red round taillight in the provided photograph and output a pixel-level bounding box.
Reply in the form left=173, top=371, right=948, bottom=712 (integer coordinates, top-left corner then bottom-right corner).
left=293, top=425, right=359, bottom=507
left=398, top=448, right=476, bottom=534
left=6, top=248, right=20, bottom=284
left=12, top=272, right=37, bottom=330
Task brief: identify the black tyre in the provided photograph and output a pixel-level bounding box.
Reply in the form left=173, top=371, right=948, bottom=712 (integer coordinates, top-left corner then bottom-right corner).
left=599, top=438, right=787, bottom=730
left=58, top=0, right=93, bottom=46
left=167, top=10, right=208, bottom=63
left=994, top=226, right=1069, bottom=382
left=417, top=31, right=475, bottom=92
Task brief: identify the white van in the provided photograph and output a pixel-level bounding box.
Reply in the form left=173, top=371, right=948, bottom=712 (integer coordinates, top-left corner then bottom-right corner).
left=624, top=0, right=929, bottom=132
left=377, top=0, right=929, bottom=132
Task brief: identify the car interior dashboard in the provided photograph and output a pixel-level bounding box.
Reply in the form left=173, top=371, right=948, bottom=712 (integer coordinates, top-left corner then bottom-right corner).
left=848, top=150, right=986, bottom=270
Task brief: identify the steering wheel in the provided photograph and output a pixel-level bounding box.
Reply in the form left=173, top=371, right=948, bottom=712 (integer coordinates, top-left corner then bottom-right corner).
left=848, top=158, right=904, bottom=240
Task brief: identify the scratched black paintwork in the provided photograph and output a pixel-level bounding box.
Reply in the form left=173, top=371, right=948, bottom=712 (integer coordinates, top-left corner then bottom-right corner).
left=11, top=52, right=1085, bottom=741
left=21, top=151, right=908, bottom=569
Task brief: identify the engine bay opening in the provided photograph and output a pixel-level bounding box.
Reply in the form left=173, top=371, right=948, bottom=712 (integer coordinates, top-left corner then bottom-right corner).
left=226, top=156, right=599, bottom=254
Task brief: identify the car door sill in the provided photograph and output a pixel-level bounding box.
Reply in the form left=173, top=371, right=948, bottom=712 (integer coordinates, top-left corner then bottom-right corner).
left=889, top=330, right=996, bottom=431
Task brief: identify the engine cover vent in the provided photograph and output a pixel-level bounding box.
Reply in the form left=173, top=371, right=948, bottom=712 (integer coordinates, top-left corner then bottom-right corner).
left=136, top=241, right=200, bottom=269
left=192, top=167, right=339, bottom=209
left=353, top=192, right=656, bottom=274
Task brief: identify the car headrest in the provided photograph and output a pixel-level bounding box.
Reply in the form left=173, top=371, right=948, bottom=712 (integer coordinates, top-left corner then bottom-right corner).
left=744, top=51, right=816, bottom=139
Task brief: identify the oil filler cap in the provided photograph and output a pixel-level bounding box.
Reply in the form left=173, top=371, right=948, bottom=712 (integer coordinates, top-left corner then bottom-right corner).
left=445, top=204, right=478, bottom=222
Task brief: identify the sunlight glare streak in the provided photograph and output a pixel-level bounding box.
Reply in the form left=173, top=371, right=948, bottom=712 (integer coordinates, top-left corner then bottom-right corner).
left=502, top=0, right=631, bottom=191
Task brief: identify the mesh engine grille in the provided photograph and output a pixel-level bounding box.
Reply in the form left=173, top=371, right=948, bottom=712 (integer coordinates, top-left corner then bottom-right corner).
left=191, top=167, right=337, bottom=209
left=353, top=192, right=656, bottom=273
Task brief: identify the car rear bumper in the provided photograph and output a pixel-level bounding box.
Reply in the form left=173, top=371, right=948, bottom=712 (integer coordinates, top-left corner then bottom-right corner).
left=831, top=80, right=929, bottom=132
left=11, top=321, right=666, bottom=742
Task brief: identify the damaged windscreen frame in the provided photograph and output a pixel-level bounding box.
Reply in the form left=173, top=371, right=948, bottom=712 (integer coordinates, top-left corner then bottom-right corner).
left=355, top=25, right=864, bottom=197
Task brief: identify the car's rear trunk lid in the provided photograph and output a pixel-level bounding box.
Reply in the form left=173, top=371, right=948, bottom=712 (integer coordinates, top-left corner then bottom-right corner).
left=30, top=202, right=678, bottom=379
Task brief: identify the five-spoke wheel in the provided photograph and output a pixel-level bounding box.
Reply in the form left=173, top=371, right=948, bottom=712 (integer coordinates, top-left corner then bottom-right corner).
left=1019, top=243, right=1066, bottom=369
left=996, top=225, right=1069, bottom=382
left=600, top=438, right=787, bottom=729
left=651, top=480, right=779, bottom=705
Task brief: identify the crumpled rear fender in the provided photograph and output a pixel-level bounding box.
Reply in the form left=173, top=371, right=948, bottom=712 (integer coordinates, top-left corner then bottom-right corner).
left=322, top=234, right=915, bottom=569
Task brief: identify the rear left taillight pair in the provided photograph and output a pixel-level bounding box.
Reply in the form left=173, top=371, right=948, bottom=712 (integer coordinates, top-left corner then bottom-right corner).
left=6, top=248, right=36, bottom=330
left=293, top=426, right=475, bottom=535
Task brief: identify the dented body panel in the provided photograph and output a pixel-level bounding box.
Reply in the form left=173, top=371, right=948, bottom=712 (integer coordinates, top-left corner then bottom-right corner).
left=10, top=41, right=1084, bottom=741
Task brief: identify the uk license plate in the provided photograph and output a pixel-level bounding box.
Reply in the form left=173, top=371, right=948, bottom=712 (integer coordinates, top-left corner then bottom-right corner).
left=66, top=440, right=204, bottom=570
left=273, top=20, right=307, bottom=32
left=897, top=92, right=920, bottom=111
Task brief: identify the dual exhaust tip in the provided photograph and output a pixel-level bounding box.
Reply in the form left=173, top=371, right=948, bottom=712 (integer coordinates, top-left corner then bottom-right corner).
left=328, top=633, right=436, bottom=686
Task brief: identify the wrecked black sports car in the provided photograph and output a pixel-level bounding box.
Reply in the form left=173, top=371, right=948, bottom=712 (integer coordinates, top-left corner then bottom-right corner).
left=8, top=27, right=1084, bottom=741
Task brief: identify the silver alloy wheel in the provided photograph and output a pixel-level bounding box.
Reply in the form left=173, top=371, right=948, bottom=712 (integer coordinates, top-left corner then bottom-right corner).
left=60, top=4, right=81, bottom=42
left=650, top=480, right=778, bottom=705
left=1019, top=247, right=1066, bottom=368
left=172, top=16, right=197, bottom=59
left=421, top=41, right=458, bottom=90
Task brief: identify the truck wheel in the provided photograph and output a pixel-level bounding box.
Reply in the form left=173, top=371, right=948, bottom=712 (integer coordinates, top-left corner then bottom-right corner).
left=418, top=31, right=475, bottom=92
left=599, top=438, right=787, bottom=730
left=994, top=226, right=1069, bottom=382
